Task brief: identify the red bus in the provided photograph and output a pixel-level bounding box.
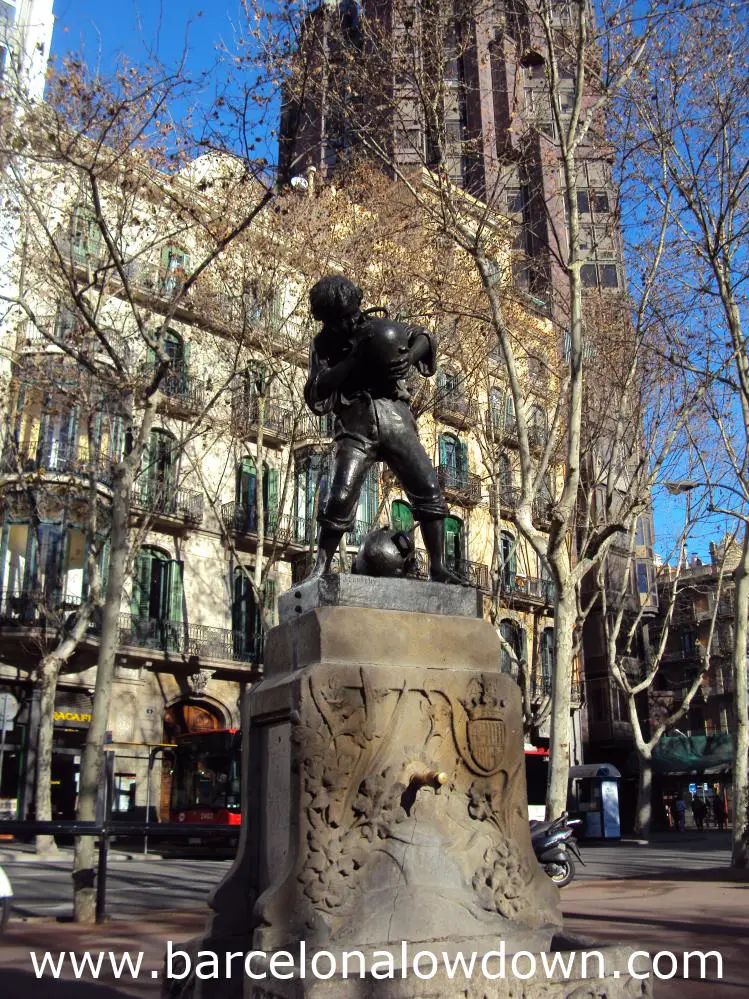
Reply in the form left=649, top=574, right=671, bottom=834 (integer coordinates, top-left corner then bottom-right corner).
left=168, top=729, right=242, bottom=848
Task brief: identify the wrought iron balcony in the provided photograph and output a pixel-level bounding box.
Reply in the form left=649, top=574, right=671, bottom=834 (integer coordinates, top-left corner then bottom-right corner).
left=1, top=441, right=115, bottom=487
left=497, top=485, right=521, bottom=512
left=230, top=396, right=294, bottom=445
left=437, top=465, right=482, bottom=504
left=294, top=412, right=336, bottom=442
left=19, top=318, right=132, bottom=366
left=487, top=411, right=520, bottom=447
left=433, top=390, right=477, bottom=428
left=132, top=480, right=204, bottom=524
left=117, top=614, right=263, bottom=664
left=220, top=505, right=315, bottom=548
left=0, top=588, right=84, bottom=627
left=500, top=574, right=556, bottom=604
left=158, top=367, right=206, bottom=414
left=446, top=556, right=490, bottom=590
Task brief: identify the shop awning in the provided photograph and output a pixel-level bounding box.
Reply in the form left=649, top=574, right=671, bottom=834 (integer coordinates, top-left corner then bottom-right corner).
left=650, top=733, right=734, bottom=775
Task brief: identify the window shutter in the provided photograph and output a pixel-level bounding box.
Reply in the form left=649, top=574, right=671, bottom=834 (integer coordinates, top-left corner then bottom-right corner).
left=458, top=440, right=469, bottom=480
left=131, top=551, right=152, bottom=621
left=439, top=434, right=448, bottom=466
left=168, top=560, right=184, bottom=624
left=392, top=500, right=414, bottom=534
left=266, top=467, right=279, bottom=530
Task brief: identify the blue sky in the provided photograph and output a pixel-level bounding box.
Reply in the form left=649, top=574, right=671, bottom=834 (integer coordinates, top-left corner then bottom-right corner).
left=51, top=1, right=231, bottom=75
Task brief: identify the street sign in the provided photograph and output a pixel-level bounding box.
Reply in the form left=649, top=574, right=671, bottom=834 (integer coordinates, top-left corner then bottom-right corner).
left=0, top=693, right=19, bottom=732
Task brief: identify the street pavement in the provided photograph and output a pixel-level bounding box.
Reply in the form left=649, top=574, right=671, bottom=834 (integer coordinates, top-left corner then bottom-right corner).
left=0, top=831, right=746, bottom=998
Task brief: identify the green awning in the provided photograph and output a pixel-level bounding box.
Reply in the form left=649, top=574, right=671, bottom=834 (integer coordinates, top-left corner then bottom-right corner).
left=651, top=733, right=734, bottom=775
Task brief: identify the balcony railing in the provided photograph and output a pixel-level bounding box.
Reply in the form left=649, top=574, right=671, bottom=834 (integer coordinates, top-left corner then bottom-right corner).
left=295, top=412, right=336, bottom=441
left=230, top=396, right=294, bottom=443
left=20, top=318, right=132, bottom=366
left=433, top=391, right=477, bottom=428
left=0, top=591, right=261, bottom=664
left=117, top=614, right=262, bottom=664
left=133, top=480, right=204, bottom=524
left=500, top=574, right=556, bottom=604
left=446, top=556, right=490, bottom=589
left=487, top=412, right=520, bottom=447
left=0, top=588, right=84, bottom=626
left=1, top=442, right=115, bottom=487
left=497, top=485, right=521, bottom=511
left=437, top=465, right=482, bottom=504
left=158, top=368, right=206, bottom=413
left=220, top=505, right=315, bottom=548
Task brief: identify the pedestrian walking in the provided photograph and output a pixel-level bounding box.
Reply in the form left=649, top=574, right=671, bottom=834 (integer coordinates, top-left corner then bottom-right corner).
left=713, top=795, right=727, bottom=831
left=672, top=796, right=686, bottom=832
left=692, top=797, right=707, bottom=831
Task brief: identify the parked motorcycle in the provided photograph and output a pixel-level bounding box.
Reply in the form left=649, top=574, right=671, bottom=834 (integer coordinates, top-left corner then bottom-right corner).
left=530, top=812, right=584, bottom=887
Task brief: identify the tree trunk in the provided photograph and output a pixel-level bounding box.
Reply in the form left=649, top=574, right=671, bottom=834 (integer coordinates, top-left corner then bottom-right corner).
left=34, top=654, right=62, bottom=856
left=546, top=580, right=575, bottom=818
left=633, top=752, right=653, bottom=840
left=731, top=530, right=749, bottom=867
left=72, top=464, right=130, bottom=922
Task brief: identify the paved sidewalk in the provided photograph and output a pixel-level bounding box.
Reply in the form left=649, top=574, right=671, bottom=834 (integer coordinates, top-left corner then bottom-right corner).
left=0, top=872, right=746, bottom=997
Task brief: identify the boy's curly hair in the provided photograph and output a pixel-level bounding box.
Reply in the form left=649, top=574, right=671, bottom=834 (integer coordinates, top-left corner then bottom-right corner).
left=309, top=275, right=363, bottom=325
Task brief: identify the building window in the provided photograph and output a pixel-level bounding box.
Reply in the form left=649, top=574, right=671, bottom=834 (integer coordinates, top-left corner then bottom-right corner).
left=576, top=190, right=590, bottom=214
left=500, top=619, right=523, bottom=678
left=439, top=432, right=469, bottom=488
left=70, top=202, right=103, bottom=265
left=391, top=499, right=414, bottom=534
left=232, top=567, right=260, bottom=659
left=540, top=628, right=555, bottom=692
left=581, top=263, right=598, bottom=287
left=591, top=190, right=610, bottom=213
left=680, top=627, right=697, bottom=657
left=0, top=521, right=93, bottom=609
left=500, top=530, right=516, bottom=590
left=235, top=457, right=279, bottom=533
left=139, top=428, right=176, bottom=508
left=444, top=515, right=464, bottom=572
left=159, top=246, right=190, bottom=295
left=294, top=452, right=329, bottom=542
left=130, top=547, right=183, bottom=650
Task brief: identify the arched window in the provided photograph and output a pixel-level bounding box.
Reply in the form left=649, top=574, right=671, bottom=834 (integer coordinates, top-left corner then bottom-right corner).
left=499, top=619, right=524, bottom=678
left=235, top=457, right=279, bottom=532
left=131, top=546, right=184, bottom=641
left=444, top=515, right=464, bottom=571
left=391, top=499, right=414, bottom=534
left=439, top=432, right=469, bottom=487
left=500, top=530, right=517, bottom=590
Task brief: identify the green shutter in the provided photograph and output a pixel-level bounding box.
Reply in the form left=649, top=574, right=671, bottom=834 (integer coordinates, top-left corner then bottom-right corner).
left=458, top=440, right=469, bottom=479
left=392, top=500, right=414, bottom=534
left=131, top=551, right=152, bottom=620
left=168, top=560, right=184, bottom=624
left=439, top=435, right=448, bottom=466
left=267, top=467, right=279, bottom=530
left=444, top=516, right=462, bottom=567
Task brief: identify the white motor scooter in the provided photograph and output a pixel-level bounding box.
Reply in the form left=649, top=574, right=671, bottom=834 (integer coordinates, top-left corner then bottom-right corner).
left=0, top=864, right=12, bottom=933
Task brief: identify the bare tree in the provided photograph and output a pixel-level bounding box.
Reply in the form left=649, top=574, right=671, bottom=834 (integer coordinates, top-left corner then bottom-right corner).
left=621, top=1, right=749, bottom=864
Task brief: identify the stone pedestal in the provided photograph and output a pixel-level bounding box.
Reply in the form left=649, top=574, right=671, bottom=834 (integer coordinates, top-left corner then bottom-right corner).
left=166, top=577, right=651, bottom=999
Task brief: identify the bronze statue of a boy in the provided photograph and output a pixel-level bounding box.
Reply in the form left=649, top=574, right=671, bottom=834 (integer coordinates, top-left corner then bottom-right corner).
left=303, top=274, right=464, bottom=584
